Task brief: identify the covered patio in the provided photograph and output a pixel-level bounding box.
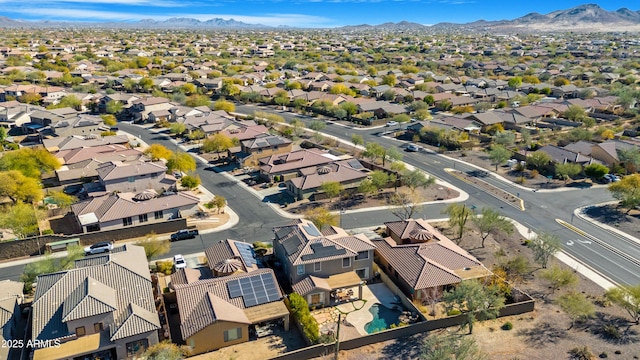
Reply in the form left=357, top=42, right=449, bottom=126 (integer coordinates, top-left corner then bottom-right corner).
left=292, top=272, right=365, bottom=308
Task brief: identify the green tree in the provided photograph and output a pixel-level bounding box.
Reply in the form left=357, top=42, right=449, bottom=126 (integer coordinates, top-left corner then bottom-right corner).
left=351, top=134, right=363, bottom=153
left=473, top=207, right=514, bottom=248
left=421, top=334, right=487, bottom=360
left=47, top=190, right=76, bottom=208
left=185, top=94, right=210, bottom=107
left=307, top=120, right=326, bottom=132
left=0, top=148, right=60, bottom=178
left=304, top=206, right=338, bottom=230
left=381, top=74, right=396, bottom=86
left=180, top=175, right=201, bottom=189
left=47, top=95, right=82, bottom=111
left=494, top=131, right=516, bottom=147
left=289, top=118, right=304, bottom=137
left=507, top=76, right=522, bottom=88
left=540, top=265, right=579, bottom=293
left=213, top=99, right=235, bottom=112
left=527, top=151, right=552, bottom=170
left=105, top=100, right=123, bottom=114
left=584, top=163, right=609, bottom=179
left=384, top=147, right=403, bottom=167
left=442, top=203, right=473, bottom=240
left=320, top=181, right=343, bottom=202
left=201, top=133, right=234, bottom=158
left=357, top=179, right=377, bottom=198
left=100, top=114, right=117, bottom=127
left=143, top=144, right=172, bottom=161
left=370, top=170, right=392, bottom=191
left=0, top=202, right=38, bottom=238
left=141, top=341, right=191, bottom=360
left=442, top=279, right=505, bottom=334
left=167, top=152, right=196, bottom=173
left=363, top=142, right=385, bottom=164
left=556, top=292, right=595, bottom=330
left=401, top=169, right=435, bottom=194
left=555, top=162, right=582, bottom=183
left=210, top=195, right=226, bottom=214
left=0, top=170, right=43, bottom=204
left=135, top=233, right=170, bottom=261
left=617, top=147, right=640, bottom=174
left=499, top=255, right=531, bottom=285
left=563, top=105, right=588, bottom=122
left=605, top=284, right=640, bottom=324
left=341, top=102, right=358, bottom=120
left=488, top=145, right=511, bottom=171
left=169, top=123, right=186, bottom=136
left=528, top=232, right=561, bottom=269
left=21, top=246, right=84, bottom=293
left=608, top=174, right=640, bottom=214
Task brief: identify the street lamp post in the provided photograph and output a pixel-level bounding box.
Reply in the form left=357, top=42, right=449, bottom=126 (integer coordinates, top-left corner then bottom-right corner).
left=339, top=208, right=345, bottom=228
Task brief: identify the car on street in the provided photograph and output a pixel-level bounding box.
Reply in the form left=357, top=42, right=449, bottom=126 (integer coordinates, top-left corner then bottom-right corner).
left=173, top=254, right=187, bottom=269
left=84, top=241, right=113, bottom=255
left=385, top=121, right=399, bottom=127
left=603, top=174, right=620, bottom=183
left=170, top=229, right=199, bottom=242
left=406, top=143, right=420, bottom=152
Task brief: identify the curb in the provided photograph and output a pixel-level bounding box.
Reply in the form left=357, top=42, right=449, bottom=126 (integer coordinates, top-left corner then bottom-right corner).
left=445, top=168, right=524, bottom=211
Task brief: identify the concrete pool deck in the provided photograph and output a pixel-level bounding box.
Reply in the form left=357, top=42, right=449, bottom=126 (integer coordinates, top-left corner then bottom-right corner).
left=336, top=283, right=399, bottom=336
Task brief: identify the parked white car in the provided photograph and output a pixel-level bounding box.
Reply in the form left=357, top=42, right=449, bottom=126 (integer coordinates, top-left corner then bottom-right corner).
left=84, top=241, right=113, bottom=255
left=173, top=254, right=187, bottom=269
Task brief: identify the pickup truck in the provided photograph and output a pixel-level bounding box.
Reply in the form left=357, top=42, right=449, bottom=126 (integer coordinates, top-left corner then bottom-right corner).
left=170, top=229, right=199, bottom=242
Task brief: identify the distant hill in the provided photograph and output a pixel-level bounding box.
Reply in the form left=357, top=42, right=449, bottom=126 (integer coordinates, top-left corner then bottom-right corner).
left=430, top=4, right=640, bottom=32
left=0, top=3, right=639, bottom=31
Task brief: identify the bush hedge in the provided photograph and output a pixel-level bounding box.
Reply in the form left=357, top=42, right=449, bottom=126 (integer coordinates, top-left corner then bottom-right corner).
left=286, top=292, right=320, bottom=343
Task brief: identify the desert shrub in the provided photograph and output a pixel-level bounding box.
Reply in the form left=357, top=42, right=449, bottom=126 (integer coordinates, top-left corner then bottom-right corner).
left=502, top=321, right=513, bottom=330
left=447, top=309, right=462, bottom=316
left=529, top=169, right=539, bottom=178
left=156, top=260, right=173, bottom=275
left=515, top=176, right=526, bottom=184
left=569, top=346, right=596, bottom=360
left=601, top=324, right=622, bottom=341
left=42, top=229, right=54, bottom=235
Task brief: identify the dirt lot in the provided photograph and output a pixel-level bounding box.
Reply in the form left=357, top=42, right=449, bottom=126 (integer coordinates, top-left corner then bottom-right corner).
left=316, top=218, right=640, bottom=360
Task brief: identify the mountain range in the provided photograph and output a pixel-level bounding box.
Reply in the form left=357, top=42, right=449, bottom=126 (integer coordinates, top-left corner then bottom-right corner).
left=0, top=4, right=639, bottom=32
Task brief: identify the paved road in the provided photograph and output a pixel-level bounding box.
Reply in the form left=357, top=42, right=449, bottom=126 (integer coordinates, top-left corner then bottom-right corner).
left=236, top=104, right=640, bottom=286
left=2, top=109, right=638, bottom=287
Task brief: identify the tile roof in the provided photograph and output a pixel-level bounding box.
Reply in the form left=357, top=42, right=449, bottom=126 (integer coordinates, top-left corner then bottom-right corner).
left=174, top=269, right=283, bottom=339
left=96, top=160, right=166, bottom=181
left=242, top=134, right=291, bottom=150
left=273, top=219, right=375, bottom=266
left=32, top=245, right=159, bottom=342
left=288, top=160, right=368, bottom=191
left=43, top=135, right=130, bottom=152
left=538, top=145, right=592, bottom=164
left=204, top=239, right=258, bottom=274
left=259, top=149, right=335, bottom=175
left=71, top=191, right=199, bottom=223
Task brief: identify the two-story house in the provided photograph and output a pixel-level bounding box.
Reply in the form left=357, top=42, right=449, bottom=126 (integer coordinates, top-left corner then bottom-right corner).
left=0, top=280, right=24, bottom=360
left=273, top=219, right=375, bottom=308
left=95, top=160, right=175, bottom=194
left=232, top=134, right=292, bottom=168
left=30, top=245, right=160, bottom=360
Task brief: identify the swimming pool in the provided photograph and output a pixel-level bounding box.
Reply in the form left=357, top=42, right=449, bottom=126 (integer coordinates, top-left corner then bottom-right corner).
left=364, top=303, right=403, bottom=334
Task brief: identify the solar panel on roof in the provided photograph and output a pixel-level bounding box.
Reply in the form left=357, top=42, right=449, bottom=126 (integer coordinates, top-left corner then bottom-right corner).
left=303, top=223, right=322, bottom=237
left=346, top=159, right=364, bottom=170
left=282, top=235, right=301, bottom=255
left=235, top=242, right=256, bottom=267
left=227, top=280, right=242, bottom=298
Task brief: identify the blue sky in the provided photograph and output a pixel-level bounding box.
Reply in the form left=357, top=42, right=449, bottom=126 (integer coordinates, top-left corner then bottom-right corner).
left=1, top=1, right=638, bottom=28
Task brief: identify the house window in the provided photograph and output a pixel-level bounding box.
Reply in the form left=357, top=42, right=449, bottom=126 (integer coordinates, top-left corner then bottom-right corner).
left=355, top=251, right=369, bottom=261
left=297, top=264, right=305, bottom=275
left=76, top=326, right=86, bottom=337
left=154, top=210, right=163, bottom=219
left=314, top=262, right=321, bottom=272
left=127, top=176, right=135, bottom=183
left=224, top=328, right=242, bottom=342
left=94, top=322, right=103, bottom=332
left=310, top=293, right=323, bottom=305
left=356, top=268, right=369, bottom=279
left=126, top=339, right=149, bottom=357
left=139, top=214, right=148, bottom=223
left=122, top=217, right=132, bottom=226
left=342, top=257, right=351, bottom=268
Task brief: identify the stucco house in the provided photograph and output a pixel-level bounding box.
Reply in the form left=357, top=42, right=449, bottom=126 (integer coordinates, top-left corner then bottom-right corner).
left=71, top=191, right=199, bottom=233
left=30, top=245, right=160, bottom=360
left=373, top=219, right=491, bottom=301
left=95, top=160, right=175, bottom=194
left=273, top=219, right=375, bottom=308
left=0, top=280, right=24, bottom=360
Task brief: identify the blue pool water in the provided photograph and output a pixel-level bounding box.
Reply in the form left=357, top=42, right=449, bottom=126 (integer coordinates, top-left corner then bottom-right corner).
left=364, top=303, right=403, bottom=334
